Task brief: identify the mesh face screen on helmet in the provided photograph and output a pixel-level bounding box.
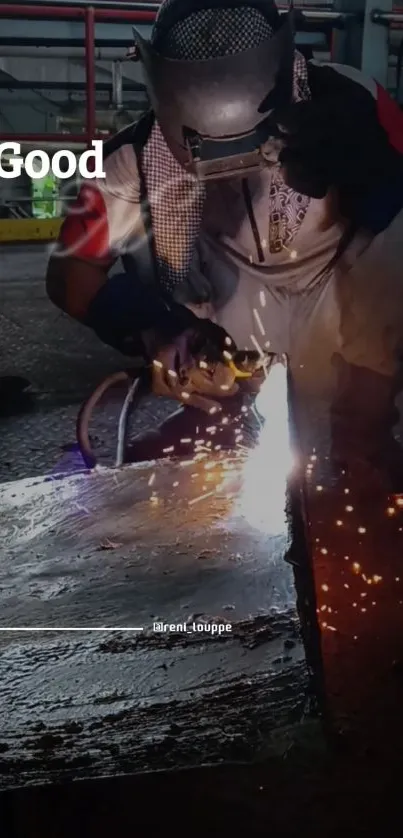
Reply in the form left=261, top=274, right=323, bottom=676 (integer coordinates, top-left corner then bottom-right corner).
left=153, top=6, right=274, bottom=61
left=136, top=0, right=294, bottom=179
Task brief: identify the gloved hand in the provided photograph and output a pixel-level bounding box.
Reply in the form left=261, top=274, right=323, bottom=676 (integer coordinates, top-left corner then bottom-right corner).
left=273, top=66, right=402, bottom=225
left=144, top=315, right=240, bottom=414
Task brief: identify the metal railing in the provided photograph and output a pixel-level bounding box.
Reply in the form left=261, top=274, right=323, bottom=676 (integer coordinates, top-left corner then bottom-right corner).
left=0, top=1, right=362, bottom=27
left=0, top=194, right=77, bottom=219
left=0, top=1, right=359, bottom=147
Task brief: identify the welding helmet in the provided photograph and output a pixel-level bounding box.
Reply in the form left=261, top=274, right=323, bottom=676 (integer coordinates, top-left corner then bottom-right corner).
left=132, top=0, right=295, bottom=180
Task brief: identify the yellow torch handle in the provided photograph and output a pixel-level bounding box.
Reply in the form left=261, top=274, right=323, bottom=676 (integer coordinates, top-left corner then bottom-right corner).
left=228, top=359, right=253, bottom=379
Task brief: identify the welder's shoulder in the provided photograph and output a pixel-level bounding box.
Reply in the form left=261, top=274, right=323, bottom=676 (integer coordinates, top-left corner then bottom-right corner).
left=53, top=120, right=146, bottom=264
left=309, top=60, right=403, bottom=152
left=100, top=119, right=144, bottom=201
left=308, top=60, right=378, bottom=98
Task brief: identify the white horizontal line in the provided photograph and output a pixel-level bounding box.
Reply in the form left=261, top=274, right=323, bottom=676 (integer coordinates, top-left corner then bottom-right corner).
left=0, top=626, right=144, bottom=632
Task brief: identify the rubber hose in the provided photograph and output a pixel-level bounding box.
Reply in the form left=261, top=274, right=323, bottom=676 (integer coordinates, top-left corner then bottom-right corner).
left=76, top=371, right=131, bottom=468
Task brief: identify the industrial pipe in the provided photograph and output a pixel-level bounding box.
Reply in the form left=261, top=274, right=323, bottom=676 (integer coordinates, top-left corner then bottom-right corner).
left=0, top=133, right=103, bottom=144
left=0, top=4, right=156, bottom=21
left=112, top=60, right=123, bottom=109
left=60, top=109, right=139, bottom=129
left=0, top=2, right=359, bottom=25
left=0, top=46, right=128, bottom=58
left=85, top=6, right=95, bottom=143
left=0, top=0, right=341, bottom=17
left=0, top=0, right=336, bottom=8
left=371, top=10, right=403, bottom=25
left=295, top=10, right=360, bottom=24
left=0, top=79, right=145, bottom=90
left=0, top=0, right=160, bottom=10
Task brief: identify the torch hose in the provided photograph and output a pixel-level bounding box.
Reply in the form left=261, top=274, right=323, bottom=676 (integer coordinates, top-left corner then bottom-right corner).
left=76, top=371, right=133, bottom=468
left=115, top=376, right=142, bottom=468
left=76, top=349, right=274, bottom=469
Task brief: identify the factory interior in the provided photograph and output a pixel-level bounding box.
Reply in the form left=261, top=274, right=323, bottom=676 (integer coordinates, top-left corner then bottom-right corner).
left=2, top=1, right=403, bottom=835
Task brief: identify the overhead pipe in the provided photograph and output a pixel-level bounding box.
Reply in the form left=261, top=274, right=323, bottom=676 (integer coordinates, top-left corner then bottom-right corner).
left=0, top=0, right=160, bottom=10
left=0, top=4, right=156, bottom=21
left=0, top=79, right=146, bottom=90
left=372, top=10, right=403, bottom=25
left=0, top=133, right=100, bottom=143
left=0, top=2, right=360, bottom=25
left=0, top=46, right=129, bottom=58
left=0, top=0, right=340, bottom=16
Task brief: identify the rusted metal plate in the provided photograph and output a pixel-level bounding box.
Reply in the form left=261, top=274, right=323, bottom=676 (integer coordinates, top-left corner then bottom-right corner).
left=0, top=452, right=318, bottom=789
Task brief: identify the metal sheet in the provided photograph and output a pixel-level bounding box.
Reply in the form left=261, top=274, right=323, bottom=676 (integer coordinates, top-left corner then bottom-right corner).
left=0, top=455, right=313, bottom=788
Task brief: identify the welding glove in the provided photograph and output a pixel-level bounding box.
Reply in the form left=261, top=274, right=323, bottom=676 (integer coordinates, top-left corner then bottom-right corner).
left=145, top=319, right=240, bottom=414
left=275, top=66, right=403, bottom=232
left=124, top=350, right=267, bottom=463
left=85, top=272, right=239, bottom=411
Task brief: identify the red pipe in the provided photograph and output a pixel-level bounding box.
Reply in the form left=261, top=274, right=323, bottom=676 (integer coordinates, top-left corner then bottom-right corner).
left=0, top=2, right=154, bottom=145
left=85, top=6, right=96, bottom=146
left=0, top=4, right=156, bottom=20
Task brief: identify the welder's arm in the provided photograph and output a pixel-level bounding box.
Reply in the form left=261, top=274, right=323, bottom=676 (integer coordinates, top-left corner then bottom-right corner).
left=47, top=244, right=207, bottom=360
left=46, top=159, right=170, bottom=357
left=47, top=202, right=238, bottom=366
left=46, top=145, right=136, bottom=322
left=46, top=253, right=111, bottom=323
left=45, top=153, right=240, bottom=410
left=47, top=243, right=240, bottom=411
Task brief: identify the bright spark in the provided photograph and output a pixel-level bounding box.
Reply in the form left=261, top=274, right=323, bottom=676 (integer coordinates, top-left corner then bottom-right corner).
left=234, top=361, right=295, bottom=535
left=253, top=308, right=266, bottom=337
left=249, top=334, right=265, bottom=356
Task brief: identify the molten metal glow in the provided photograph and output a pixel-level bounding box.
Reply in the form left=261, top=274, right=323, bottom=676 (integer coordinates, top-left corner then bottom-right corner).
left=235, top=361, right=294, bottom=535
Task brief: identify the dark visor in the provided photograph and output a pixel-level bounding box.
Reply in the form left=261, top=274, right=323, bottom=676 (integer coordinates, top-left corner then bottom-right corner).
left=184, top=121, right=280, bottom=180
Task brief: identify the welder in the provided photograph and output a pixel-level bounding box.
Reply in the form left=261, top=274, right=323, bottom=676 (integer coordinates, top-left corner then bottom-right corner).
left=46, top=0, right=403, bottom=488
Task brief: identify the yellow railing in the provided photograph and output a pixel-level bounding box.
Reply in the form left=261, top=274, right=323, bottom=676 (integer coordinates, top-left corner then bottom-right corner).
left=0, top=218, right=62, bottom=242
